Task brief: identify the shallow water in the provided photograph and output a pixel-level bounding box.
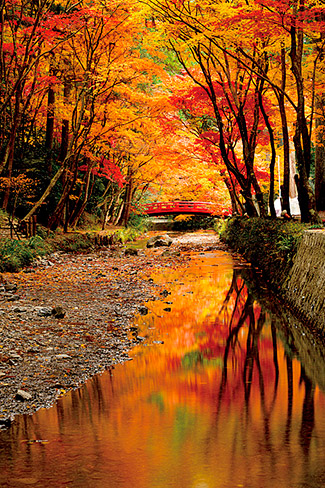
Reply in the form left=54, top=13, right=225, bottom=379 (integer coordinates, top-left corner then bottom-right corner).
left=1, top=250, right=325, bottom=487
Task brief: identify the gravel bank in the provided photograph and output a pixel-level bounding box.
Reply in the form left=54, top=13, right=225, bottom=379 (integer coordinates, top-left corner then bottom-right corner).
left=0, top=231, right=225, bottom=428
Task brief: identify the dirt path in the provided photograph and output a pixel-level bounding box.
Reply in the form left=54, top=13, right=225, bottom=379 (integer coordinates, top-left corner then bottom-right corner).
left=0, top=231, right=225, bottom=427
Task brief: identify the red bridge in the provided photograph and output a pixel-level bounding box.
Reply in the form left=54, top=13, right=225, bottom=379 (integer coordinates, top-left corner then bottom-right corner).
left=142, top=201, right=216, bottom=216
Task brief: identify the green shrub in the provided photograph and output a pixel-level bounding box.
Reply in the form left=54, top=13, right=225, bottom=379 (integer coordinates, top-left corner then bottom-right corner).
left=217, top=217, right=308, bottom=288
left=127, top=213, right=151, bottom=233
left=0, top=239, right=38, bottom=272
left=114, top=227, right=140, bottom=244
left=48, top=232, right=95, bottom=253
left=0, top=234, right=56, bottom=272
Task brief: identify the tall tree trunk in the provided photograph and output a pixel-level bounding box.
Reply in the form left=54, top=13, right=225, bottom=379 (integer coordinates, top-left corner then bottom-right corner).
left=259, top=91, right=276, bottom=218
left=113, top=200, right=124, bottom=225
left=222, top=171, right=243, bottom=215
left=315, top=94, right=325, bottom=211
left=101, top=194, right=115, bottom=230
left=48, top=164, right=77, bottom=229
left=277, top=45, right=290, bottom=215
left=45, top=84, right=55, bottom=177
left=118, top=164, right=134, bottom=226
left=70, top=171, right=95, bottom=228
left=45, top=86, right=55, bottom=151
left=48, top=80, right=71, bottom=229
left=235, top=86, right=266, bottom=217
left=59, top=81, right=70, bottom=163
left=289, top=0, right=320, bottom=223
left=1, top=86, right=22, bottom=209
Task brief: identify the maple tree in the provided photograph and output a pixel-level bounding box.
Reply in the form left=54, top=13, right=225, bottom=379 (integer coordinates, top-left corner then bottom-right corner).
left=0, top=0, right=79, bottom=210
left=139, top=1, right=277, bottom=216
left=143, top=0, right=325, bottom=222
left=0, top=0, right=174, bottom=228
left=166, top=72, right=270, bottom=215
left=224, top=0, right=325, bottom=221
left=1, top=0, right=324, bottom=226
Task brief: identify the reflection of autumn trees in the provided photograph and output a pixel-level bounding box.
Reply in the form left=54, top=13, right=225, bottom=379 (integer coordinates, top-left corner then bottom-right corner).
left=1, top=261, right=324, bottom=487
left=212, top=269, right=316, bottom=455
left=299, top=368, right=315, bottom=455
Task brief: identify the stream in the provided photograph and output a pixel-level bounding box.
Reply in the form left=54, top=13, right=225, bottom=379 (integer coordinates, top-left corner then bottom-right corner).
left=1, top=247, right=325, bottom=487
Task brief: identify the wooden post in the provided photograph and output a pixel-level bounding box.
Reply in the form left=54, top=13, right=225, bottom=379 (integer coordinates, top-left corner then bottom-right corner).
left=32, top=215, right=37, bottom=236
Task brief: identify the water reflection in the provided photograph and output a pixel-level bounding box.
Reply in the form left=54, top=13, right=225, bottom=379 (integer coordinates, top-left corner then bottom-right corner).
left=1, top=251, right=325, bottom=488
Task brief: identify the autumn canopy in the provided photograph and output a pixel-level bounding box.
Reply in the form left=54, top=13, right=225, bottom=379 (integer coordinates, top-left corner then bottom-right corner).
left=0, top=0, right=324, bottom=227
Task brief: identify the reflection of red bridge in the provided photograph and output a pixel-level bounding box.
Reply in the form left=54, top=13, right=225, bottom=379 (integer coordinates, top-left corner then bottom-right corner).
left=143, top=201, right=216, bottom=216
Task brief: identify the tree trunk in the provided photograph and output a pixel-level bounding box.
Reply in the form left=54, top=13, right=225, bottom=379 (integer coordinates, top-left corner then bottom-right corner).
left=315, top=95, right=325, bottom=211
left=59, top=81, right=71, bottom=162
left=279, top=46, right=291, bottom=215
left=70, top=171, right=95, bottom=228
left=120, top=176, right=134, bottom=226
left=45, top=86, right=55, bottom=151
left=22, top=164, right=66, bottom=221
left=259, top=91, right=276, bottom=217
left=222, top=172, right=241, bottom=215
left=1, top=86, right=22, bottom=209
left=289, top=0, right=320, bottom=223
left=101, top=194, right=115, bottom=230
left=113, top=200, right=124, bottom=225
left=235, top=88, right=266, bottom=217
left=48, top=165, right=77, bottom=229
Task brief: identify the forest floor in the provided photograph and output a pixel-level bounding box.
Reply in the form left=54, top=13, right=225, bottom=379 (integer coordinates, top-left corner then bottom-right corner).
left=0, top=230, right=226, bottom=428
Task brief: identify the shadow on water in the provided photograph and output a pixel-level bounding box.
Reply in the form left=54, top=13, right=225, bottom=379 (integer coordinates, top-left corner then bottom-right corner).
left=1, top=250, right=325, bottom=488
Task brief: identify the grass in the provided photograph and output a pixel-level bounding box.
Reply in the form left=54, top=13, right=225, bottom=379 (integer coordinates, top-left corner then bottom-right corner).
left=0, top=236, right=51, bottom=272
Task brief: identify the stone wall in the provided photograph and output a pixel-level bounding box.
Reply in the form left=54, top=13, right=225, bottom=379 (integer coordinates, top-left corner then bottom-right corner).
left=284, top=230, right=325, bottom=334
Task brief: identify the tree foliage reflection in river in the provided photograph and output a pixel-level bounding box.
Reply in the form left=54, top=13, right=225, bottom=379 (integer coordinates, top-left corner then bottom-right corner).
left=1, top=251, right=325, bottom=488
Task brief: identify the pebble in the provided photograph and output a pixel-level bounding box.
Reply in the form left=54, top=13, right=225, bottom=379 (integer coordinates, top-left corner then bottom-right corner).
left=16, top=390, right=32, bottom=401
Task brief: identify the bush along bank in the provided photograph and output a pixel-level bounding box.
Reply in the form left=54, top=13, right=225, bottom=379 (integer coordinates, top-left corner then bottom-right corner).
left=0, top=227, right=143, bottom=273
left=217, top=217, right=325, bottom=334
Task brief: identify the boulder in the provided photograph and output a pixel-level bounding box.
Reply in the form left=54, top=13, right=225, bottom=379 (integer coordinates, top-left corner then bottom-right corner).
left=146, top=234, right=173, bottom=248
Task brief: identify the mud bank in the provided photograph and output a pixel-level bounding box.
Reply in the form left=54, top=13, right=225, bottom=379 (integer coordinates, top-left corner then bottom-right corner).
left=284, top=231, right=325, bottom=334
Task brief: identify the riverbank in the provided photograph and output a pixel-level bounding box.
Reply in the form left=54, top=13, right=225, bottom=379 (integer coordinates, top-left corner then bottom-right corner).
left=284, top=230, right=325, bottom=331
left=219, top=217, right=325, bottom=335
left=0, top=231, right=226, bottom=428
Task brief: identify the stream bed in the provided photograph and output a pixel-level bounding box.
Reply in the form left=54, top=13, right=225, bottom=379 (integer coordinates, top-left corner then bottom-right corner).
left=1, top=248, right=325, bottom=487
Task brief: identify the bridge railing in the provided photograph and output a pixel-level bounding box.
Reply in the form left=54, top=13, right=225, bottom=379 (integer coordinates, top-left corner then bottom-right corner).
left=142, top=201, right=216, bottom=215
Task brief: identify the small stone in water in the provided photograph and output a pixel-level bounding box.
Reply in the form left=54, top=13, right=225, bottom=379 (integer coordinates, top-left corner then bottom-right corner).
left=160, top=290, right=170, bottom=297
left=138, top=306, right=148, bottom=315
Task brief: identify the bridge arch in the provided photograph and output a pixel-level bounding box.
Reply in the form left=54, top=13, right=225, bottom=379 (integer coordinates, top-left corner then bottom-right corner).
left=142, top=201, right=216, bottom=216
